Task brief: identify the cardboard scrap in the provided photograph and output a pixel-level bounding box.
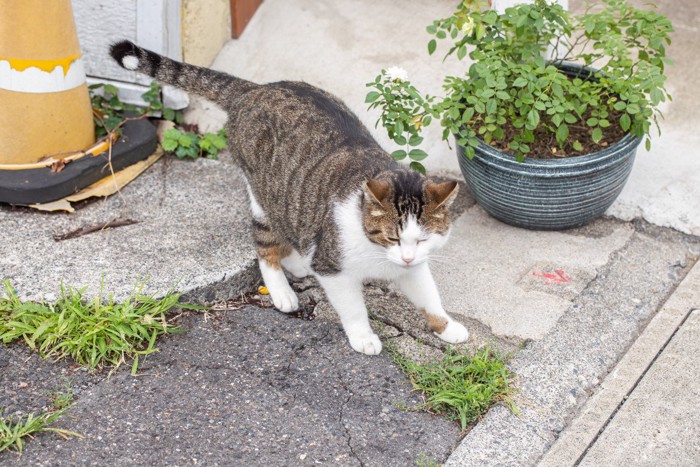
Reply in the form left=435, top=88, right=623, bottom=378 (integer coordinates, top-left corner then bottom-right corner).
left=28, top=149, right=163, bottom=213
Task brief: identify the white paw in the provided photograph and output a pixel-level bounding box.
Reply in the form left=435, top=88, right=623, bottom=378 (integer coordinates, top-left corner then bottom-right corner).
left=269, top=286, right=299, bottom=313
left=436, top=320, right=469, bottom=344
left=347, top=333, right=383, bottom=355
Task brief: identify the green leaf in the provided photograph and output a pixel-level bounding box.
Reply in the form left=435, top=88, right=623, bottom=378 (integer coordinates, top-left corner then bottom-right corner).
left=564, top=113, right=577, bottom=124
left=428, top=39, right=437, bottom=55
left=178, top=133, right=194, bottom=147
left=199, top=139, right=212, bottom=151
left=163, top=128, right=181, bottom=140
left=526, top=109, right=540, bottom=128
left=162, top=108, right=175, bottom=122
left=365, top=91, right=381, bottom=103
left=626, top=103, right=641, bottom=114
left=408, top=135, right=424, bottom=146
left=475, top=23, right=486, bottom=40
left=573, top=140, right=583, bottom=151
left=175, top=146, right=190, bottom=159
left=408, top=149, right=429, bottom=161
left=592, top=127, right=603, bottom=143
left=513, top=77, right=528, bottom=87
left=645, top=138, right=651, bottom=151
left=613, top=101, right=627, bottom=111
left=104, top=84, right=119, bottom=96
left=409, top=161, right=426, bottom=174
left=556, top=124, right=569, bottom=145
left=208, top=134, right=227, bottom=149
left=162, top=138, right=178, bottom=152
left=650, top=88, right=664, bottom=106
left=457, top=45, right=467, bottom=60
left=391, top=149, right=408, bottom=160
left=620, top=113, right=631, bottom=131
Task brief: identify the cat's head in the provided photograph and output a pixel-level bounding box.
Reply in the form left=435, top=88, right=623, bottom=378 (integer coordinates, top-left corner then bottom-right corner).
left=361, top=170, right=458, bottom=268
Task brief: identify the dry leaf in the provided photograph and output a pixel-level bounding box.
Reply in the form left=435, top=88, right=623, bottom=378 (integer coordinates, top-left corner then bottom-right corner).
left=50, top=158, right=70, bottom=173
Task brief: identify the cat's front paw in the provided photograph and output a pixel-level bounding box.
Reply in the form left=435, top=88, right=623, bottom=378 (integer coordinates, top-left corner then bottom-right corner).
left=269, top=286, right=299, bottom=313
left=347, top=333, right=383, bottom=355
left=436, top=320, right=469, bottom=344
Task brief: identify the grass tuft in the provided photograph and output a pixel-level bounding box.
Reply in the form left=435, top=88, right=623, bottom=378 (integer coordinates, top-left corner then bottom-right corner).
left=389, top=345, right=516, bottom=431
left=0, top=280, right=196, bottom=373
left=0, top=407, right=81, bottom=454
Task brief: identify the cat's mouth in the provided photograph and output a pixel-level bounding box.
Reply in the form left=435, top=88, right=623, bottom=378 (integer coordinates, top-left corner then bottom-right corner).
left=389, top=258, right=423, bottom=268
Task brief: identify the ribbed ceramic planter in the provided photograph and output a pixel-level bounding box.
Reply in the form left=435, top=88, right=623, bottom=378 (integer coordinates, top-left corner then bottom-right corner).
left=457, top=133, right=640, bottom=230
left=456, top=63, right=641, bottom=230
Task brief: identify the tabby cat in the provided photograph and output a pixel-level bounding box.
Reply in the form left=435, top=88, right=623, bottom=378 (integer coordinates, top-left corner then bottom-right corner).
left=111, top=41, right=469, bottom=355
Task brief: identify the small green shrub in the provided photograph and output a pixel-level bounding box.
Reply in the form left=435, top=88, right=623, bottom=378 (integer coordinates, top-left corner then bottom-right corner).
left=0, top=280, right=194, bottom=374
left=367, top=0, right=673, bottom=162
left=389, top=346, right=516, bottom=431
left=0, top=407, right=80, bottom=454
left=89, top=82, right=228, bottom=160
left=162, top=127, right=228, bottom=160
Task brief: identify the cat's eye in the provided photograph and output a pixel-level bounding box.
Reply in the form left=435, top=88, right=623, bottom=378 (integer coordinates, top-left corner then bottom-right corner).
left=387, top=237, right=400, bottom=244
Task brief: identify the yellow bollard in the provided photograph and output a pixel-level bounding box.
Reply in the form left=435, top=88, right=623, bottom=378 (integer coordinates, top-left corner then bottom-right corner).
left=0, top=0, right=95, bottom=165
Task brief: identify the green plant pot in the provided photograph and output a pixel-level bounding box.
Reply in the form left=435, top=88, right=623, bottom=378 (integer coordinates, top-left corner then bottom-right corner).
left=456, top=63, right=641, bottom=230
left=456, top=132, right=640, bottom=230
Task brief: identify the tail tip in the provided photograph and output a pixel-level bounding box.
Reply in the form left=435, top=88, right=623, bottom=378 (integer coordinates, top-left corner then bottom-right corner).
left=110, top=40, right=140, bottom=70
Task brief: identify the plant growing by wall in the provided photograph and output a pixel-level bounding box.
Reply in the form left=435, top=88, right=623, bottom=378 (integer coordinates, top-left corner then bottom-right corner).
left=367, top=0, right=673, bottom=163
left=90, top=82, right=228, bottom=160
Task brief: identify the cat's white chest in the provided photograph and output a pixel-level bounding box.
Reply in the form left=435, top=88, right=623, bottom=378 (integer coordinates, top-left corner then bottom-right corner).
left=333, top=193, right=407, bottom=281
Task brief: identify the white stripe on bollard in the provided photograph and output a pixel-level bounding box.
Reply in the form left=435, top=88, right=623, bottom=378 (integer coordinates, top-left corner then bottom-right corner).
left=0, top=56, right=86, bottom=93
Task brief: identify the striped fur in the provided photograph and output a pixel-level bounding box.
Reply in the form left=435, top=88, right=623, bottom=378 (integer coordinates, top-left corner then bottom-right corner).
left=110, top=41, right=468, bottom=355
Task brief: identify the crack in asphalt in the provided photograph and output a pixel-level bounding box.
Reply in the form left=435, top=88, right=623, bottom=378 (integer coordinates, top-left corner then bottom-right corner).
left=339, top=391, right=364, bottom=467
left=369, top=314, right=446, bottom=351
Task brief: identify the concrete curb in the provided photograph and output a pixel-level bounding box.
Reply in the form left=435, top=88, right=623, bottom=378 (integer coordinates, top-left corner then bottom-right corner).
left=445, top=226, right=699, bottom=466
left=538, top=260, right=700, bottom=466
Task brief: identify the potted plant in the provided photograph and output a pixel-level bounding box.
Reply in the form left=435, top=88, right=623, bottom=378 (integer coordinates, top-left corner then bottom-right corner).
left=365, top=0, right=673, bottom=230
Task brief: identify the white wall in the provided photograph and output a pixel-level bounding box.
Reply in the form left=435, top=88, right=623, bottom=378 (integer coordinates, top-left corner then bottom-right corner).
left=72, top=0, right=186, bottom=107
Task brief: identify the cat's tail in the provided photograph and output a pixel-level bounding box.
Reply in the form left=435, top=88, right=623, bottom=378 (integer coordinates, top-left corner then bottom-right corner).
left=110, top=40, right=257, bottom=106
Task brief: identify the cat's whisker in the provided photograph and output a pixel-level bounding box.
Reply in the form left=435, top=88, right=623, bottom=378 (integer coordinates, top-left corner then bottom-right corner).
left=428, top=257, right=451, bottom=265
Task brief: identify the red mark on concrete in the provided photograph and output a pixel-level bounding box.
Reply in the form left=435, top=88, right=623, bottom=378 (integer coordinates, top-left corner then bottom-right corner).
left=532, top=269, right=571, bottom=285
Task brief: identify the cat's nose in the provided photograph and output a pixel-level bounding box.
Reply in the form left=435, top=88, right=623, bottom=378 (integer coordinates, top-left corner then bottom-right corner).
left=402, top=256, right=414, bottom=264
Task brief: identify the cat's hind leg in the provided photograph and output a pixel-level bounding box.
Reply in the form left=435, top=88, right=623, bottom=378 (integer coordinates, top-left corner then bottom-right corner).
left=253, top=219, right=299, bottom=313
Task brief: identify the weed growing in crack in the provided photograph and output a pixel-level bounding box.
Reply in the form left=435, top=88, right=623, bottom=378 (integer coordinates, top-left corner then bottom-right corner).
left=47, top=381, right=74, bottom=411
left=0, top=407, right=81, bottom=454
left=0, top=280, right=200, bottom=374
left=388, top=344, right=516, bottom=431
left=416, top=452, right=441, bottom=467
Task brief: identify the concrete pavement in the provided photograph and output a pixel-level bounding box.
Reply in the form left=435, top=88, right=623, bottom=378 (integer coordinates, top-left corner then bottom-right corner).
left=2, top=0, right=700, bottom=465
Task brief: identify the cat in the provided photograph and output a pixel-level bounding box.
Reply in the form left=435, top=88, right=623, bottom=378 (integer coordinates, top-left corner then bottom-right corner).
left=110, top=40, right=469, bottom=355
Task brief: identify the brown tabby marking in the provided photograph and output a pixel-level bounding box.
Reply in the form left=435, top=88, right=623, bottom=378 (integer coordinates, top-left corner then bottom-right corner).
left=253, top=218, right=291, bottom=270
left=420, top=308, right=448, bottom=334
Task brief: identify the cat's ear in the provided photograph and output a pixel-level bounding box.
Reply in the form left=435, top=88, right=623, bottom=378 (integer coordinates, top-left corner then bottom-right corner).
left=426, top=181, right=459, bottom=209
left=363, top=179, right=391, bottom=205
